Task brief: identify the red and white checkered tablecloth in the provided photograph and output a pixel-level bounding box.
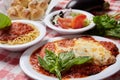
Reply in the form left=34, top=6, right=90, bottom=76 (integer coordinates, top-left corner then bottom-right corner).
left=106, top=0, right=120, bottom=12
left=0, top=0, right=120, bottom=80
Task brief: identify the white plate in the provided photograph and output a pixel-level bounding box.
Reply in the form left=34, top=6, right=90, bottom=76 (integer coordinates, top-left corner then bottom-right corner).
left=20, top=35, right=120, bottom=80
left=0, top=20, right=46, bottom=51
left=44, top=9, right=95, bottom=34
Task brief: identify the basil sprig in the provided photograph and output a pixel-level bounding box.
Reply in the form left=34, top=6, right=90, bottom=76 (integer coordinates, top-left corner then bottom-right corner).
left=0, top=13, right=11, bottom=29
left=38, top=49, right=92, bottom=80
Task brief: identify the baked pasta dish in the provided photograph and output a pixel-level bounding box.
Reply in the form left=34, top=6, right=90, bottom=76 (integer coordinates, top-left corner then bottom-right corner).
left=30, top=36, right=119, bottom=80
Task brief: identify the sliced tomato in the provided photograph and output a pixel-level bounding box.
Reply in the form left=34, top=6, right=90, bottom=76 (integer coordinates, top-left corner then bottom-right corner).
left=71, top=14, right=87, bottom=29
left=57, top=17, right=72, bottom=29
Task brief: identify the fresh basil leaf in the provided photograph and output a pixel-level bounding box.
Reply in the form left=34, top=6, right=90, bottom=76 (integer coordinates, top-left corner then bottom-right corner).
left=38, top=56, right=50, bottom=71
left=62, top=56, right=92, bottom=71
left=44, top=49, right=57, bottom=69
left=0, top=13, right=11, bottom=29
left=49, top=58, right=58, bottom=73
left=45, top=49, right=57, bottom=61
left=44, top=50, right=62, bottom=80
left=43, top=49, right=58, bottom=74
left=58, top=51, right=74, bottom=65
left=55, top=67, right=62, bottom=80
left=38, top=50, right=92, bottom=80
left=51, top=57, right=62, bottom=80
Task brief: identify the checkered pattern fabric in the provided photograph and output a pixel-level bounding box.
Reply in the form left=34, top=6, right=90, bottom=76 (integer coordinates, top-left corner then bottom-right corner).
left=0, top=0, right=120, bottom=80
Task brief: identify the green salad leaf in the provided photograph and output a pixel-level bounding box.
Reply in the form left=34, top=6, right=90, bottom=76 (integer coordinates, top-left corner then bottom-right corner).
left=86, top=14, right=120, bottom=38
left=0, top=13, right=11, bottom=29
left=38, top=49, right=92, bottom=80
left=93, top=15, right=117, bottom=29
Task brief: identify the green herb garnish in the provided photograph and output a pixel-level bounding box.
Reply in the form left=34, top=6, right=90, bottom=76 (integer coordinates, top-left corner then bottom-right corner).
left=0, top=13, right=11, bottom=29
left=38, top=49, right=92, bottom=80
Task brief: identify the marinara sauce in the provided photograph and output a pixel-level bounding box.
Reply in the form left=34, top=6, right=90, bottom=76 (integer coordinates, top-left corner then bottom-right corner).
left=0, top=22, right=34, bottom=41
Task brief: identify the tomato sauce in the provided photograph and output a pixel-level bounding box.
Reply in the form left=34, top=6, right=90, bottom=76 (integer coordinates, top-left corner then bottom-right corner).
left=100, top=41, right=119, bottom=56
left=30, top=48, right=56, bottom=77
left=30, top=47, right=108, bottom=79
left=0, top=22, right=34, bottom=41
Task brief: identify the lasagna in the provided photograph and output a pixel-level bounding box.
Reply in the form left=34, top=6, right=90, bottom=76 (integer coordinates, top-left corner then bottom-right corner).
left=39, top=36, right=118, bottom=66
left=30, top=36, right=119, bottom=78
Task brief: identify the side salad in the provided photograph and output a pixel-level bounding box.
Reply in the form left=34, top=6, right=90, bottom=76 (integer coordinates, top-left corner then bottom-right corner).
left=86, top=14, right=120, bottom=39
left=51, top=10, right=89, bottom=29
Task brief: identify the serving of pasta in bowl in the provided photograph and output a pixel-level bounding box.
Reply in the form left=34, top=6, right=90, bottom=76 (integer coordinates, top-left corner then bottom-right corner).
left=0, top=20, right=46, bottom=51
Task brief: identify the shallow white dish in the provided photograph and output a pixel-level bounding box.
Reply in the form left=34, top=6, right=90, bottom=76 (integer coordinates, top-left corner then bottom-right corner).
left=20, top=35, right=120, bottom=80
left=44, top=9, right=95, bottom=34
left=0, top=20, right=46, bottom=51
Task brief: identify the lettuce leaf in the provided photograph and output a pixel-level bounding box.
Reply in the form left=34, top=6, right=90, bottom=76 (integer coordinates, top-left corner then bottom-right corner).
left=86, top=14, right=120, bottom=38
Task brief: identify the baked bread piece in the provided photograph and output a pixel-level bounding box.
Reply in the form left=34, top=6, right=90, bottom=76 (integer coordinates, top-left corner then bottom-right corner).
left=11, top=0, right=31, bottom=7
left=30, top=8, right=44, bottom=20
left=7, top=7, right=19, bottom=19
left=20, top=8, right=31, bottom=19
left=36, top=0, right=48, bottom=10
left=7, top=0, right=50, bottom=20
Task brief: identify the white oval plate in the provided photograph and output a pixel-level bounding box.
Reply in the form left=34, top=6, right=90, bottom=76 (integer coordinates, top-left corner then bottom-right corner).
left=20, top=35, right=120, bottom=80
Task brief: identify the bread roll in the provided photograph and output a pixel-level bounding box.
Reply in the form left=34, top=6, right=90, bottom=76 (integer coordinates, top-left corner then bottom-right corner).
left=14, top=5, right=25, bottom=15
left=28, top=0, right=38, bottom=10
left=30, top=8, right=44, bottom=20
left=11, top=0, right=30, bottom=7
left=11, top=0, right=21, bottom=6
left=7, top=0, right=50, bottom=20
left=7, top=7, right=19, bottom=19
left=20, top=9, right=31, bottom=19
left=37, top=1, right=48, bottom=10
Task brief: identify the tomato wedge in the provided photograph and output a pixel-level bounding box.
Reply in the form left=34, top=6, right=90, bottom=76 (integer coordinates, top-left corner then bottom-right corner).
left=57, top=17, right=72, bottom=29
left=71, top=14, right=87, bottom=29
left=57, top=14, right=87, bottom=29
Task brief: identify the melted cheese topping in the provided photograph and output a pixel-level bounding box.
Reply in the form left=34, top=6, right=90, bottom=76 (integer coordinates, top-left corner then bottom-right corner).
left=54, top=38, right=116, bottom=66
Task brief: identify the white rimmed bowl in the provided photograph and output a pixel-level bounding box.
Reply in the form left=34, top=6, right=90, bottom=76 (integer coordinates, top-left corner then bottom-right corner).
left=0, top=20, right=46, bottom=51
left=44, top=9, right=95, bottom=34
